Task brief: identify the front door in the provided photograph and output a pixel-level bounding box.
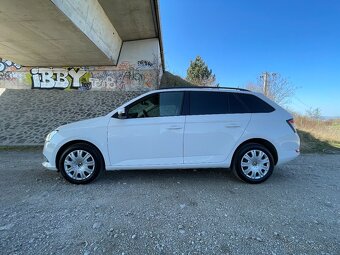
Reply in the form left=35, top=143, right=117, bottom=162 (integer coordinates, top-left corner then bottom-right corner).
left=108, top=91, right=185, bottom=167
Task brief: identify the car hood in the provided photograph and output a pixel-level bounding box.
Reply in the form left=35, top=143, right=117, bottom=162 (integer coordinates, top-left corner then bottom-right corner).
left=57, top=116, right=110, bottom=131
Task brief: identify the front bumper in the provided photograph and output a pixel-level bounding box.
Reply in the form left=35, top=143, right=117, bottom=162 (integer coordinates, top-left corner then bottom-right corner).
left=42, top=139, right=59, bottom=171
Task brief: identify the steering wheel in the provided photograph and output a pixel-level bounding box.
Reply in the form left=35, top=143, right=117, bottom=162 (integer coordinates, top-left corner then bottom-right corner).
left=143, top=109, right=149, bottom=117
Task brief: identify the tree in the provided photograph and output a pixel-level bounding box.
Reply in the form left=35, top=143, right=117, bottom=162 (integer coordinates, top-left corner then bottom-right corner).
left=306, top=107, right=322, bottom=119
left=186, top=56, right=216, bottom=86
left=246, top=72, right=296, bottom=106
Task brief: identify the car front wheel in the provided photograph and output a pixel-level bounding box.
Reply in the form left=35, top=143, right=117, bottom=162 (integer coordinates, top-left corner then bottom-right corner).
left=233, top=143, right=274, bottom=184
left=59, top=143, right=102, bottom=184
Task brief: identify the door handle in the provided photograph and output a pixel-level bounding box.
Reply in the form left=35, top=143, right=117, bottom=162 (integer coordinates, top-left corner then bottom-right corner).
left=225, top=123, right=241, bottom=128
left=167, top=126, right=183, bottom=130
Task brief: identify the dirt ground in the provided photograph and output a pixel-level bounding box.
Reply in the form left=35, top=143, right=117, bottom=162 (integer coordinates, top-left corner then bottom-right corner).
left=0, top=150, right=339, bottom=255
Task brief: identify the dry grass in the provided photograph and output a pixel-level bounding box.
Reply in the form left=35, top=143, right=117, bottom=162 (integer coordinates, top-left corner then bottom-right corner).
left=294, top=114, right=340, bottom=153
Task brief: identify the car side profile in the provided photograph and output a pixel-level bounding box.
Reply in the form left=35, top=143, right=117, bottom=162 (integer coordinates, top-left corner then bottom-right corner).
left=42, top=87, right=300, bottom=184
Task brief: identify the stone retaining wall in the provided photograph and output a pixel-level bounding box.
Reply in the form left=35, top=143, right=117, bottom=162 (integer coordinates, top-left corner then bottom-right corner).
left=0, top=89, right=144, bottom=145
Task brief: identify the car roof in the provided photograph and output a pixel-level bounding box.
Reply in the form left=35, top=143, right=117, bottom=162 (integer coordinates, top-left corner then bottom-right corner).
left=154, top=86, right=251, bottom=93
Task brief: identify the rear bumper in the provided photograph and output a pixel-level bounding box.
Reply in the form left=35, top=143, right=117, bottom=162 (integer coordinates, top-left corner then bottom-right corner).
left=277, top=149, right=300, bottom=165
left=42, top=161, right=58, bottom=171
left=276, top=133, right=300, bottom=165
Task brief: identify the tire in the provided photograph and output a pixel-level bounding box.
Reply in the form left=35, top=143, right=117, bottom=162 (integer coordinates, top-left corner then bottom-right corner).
left=58, top=143, right=103, bottom=184
left=232, top=143, right=274, bottom=184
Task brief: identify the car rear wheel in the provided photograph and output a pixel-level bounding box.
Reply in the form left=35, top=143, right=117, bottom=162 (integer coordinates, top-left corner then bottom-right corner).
left=59, top=143, right=102, bottom=184
left=233, top=143, right=274, bottom=184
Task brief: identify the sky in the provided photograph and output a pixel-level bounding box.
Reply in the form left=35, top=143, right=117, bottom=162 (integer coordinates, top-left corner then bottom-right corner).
left=159, top=0, right=340, bottom=117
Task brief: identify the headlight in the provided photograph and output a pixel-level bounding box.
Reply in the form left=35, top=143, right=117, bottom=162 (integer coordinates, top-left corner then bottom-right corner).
left=45, top=130, right=58, bottom=142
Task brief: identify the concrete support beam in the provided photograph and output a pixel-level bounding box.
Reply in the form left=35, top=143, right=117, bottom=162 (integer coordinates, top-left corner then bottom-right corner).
left=98, top=0, right=157, bottom=40
left=51, top=0, right=122, bottom=65
left=0, top=0, right=118, bottom=66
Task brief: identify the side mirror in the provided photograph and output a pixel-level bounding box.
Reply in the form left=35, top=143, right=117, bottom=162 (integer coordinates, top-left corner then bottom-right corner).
left=117, top=107, right=126, bottom=119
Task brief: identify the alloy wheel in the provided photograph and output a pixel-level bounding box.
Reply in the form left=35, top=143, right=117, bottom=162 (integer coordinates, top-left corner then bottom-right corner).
left=63, top=150, right=96, bottom=181
left=240, top=149, right=270, bottom=180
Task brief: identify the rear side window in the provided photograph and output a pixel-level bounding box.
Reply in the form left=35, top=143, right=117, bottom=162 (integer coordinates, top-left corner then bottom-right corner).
left=187, top=91, right=274, bottom=115
left=189, top=91, right=228, bottom=115
left=228, top=93, right=248, bottom=113
left=235, top=93, right=275, bottom=113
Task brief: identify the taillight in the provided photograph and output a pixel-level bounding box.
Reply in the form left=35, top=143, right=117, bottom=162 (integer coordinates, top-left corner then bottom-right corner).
left=286, top=118, right=296, bottom=133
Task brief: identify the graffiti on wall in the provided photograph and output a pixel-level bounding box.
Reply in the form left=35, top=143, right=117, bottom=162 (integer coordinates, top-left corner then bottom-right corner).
left=89, top=60, right=159, bottom=90
left=137, top=60, right=154, bottom=68
left=30, top=68, right=90, bottom=89
left=0, top=59, right=22, bottom=86
left=0, top=59, right=21, bottom=72
left=0, top=56, right=161, bottom=90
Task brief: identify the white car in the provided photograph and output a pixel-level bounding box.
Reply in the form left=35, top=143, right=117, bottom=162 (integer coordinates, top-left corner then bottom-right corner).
left=42, top=87, right=300, bottom=184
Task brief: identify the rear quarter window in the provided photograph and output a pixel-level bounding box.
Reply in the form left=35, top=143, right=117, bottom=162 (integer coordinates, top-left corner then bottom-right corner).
left=235, top=93, right=275, bottom=113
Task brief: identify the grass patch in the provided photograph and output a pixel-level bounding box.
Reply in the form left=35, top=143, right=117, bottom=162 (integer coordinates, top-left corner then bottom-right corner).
left=295, top=115, right=340, bottom=154
left=298, top=130, right=340, bottom=154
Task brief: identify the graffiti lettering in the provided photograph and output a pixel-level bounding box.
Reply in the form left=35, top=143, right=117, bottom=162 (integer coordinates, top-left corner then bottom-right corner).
left=0, top=57, right=160, bottom=90
left=0, top=72, right=14, bottom=81
left=31, top=68, right=88, bottom=89
left=137, top=60, right=153, bottom=67
left=79, top=82, right=92, bottom=91
left=89, top=68, right=157, bottom=90
left=123, top=68, right=144, bottom=83
left=0, top=58, right=21, bottom=72
left=68, top=69, right=87, bottom=87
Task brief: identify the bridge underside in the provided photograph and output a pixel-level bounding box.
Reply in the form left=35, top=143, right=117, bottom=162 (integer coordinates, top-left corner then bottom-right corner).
left=0, top=0, right=162, bottom=67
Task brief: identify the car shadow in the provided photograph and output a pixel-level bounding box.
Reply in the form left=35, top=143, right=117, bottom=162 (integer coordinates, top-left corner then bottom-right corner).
left=94, top=167, right=292, bottom=186
left=37, top=164, right=293, bottom=186
left=98, top=168, right=237, bottom=184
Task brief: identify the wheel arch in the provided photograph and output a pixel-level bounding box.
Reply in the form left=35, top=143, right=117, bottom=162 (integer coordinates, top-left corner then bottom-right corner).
left=232, top=138, right=278, bottom=166
left=55, top=140, right=106, bottom=170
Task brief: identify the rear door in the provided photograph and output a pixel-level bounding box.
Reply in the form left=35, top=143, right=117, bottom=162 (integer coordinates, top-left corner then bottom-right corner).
left=183, top=91, right=251, bottom=164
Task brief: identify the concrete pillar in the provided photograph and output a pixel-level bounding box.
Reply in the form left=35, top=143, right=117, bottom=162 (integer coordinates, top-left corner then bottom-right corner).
left=51, top=0, right=122, bottom=64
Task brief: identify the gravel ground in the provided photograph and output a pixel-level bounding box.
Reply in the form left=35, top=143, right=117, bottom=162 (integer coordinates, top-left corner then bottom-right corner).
left=0, top=151, right=339, bottom=255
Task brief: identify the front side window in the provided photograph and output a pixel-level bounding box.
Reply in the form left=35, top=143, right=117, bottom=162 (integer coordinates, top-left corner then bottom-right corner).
left=127, top=92, right=184, bottom=118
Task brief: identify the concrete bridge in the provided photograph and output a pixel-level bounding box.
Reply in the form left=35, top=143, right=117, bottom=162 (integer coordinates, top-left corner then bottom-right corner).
left=0, top=0, right=168, bottom=145
left=0, top=0, right=164, bottom=90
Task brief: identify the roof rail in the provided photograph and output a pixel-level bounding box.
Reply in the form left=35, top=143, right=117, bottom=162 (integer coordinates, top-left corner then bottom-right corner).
left=159, top=86, right=250, bottom=92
